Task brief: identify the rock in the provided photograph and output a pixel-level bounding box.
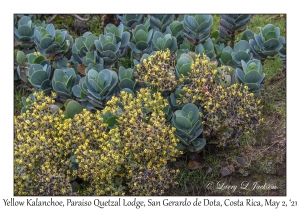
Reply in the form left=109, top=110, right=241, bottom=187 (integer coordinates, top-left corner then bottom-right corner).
left=220, top=167, right=231, bottom=177
left=188, top=152, right=202, bottom=162
left=206, top=167, right=213, bottom=175
left=236, top=156, right=247, bottom=165
left=71, top=181, right=81, bottom=192
left=188, top=160, right=205, bottom=170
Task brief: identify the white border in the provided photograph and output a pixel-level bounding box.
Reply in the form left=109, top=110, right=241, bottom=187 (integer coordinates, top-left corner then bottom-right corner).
left=2, top=0, right=298, bottom=209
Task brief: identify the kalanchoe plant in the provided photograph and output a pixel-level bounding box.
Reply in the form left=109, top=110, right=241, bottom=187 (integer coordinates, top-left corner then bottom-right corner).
left=16, top=51, right=28, bottom=83
left=27, top=52, right=50, bottom=67
left=71, top=32, right=105, bottom=74
left=219, top=14, right=251, bottom=46
left=27, top=64, right=52, bottom=94
left=195, top=39, right=216, bottom=60
left=219, top=46, right=235, bottom=67
left=231, top=40, right=252, bottom=68
left=128, top=24, right=153, bottom=60
left=241, top=29, right=254, bottom=42
left=118, top=14, right=144, bottom=29
left=166, top=21, right=184, bottom=45
left=236, top=59, right=265, bottom=94
left=168, top=88, right=185, bottom=111
left=249, top=24, right=285, bottom=60
left=152, top=31, right=178, bottom=54
left=64, top=100, right=83, bottom=119
left=72, top=69, right=118, bottom=110
left=171, top=103, right=206, bottom=152
left=279, top=43, right=286, bottom=68
left=182, top=14, right=213, bottom=45
left=118, top=66, right=136, bottom=92
left=148, top=14, right=175, bottom=33
left=214, top=42, right=225, bottom=59
left=175, top=53, right=194, bottom=79
left=52, top=68, right=81, bottom=99
left=34, top=24, right=73, bottom=58
left=104, top=23, right=130, bottom=52
left=95, top=33, right=121, bottom=68
left=14, top=16, right=35, bottom=49
left=220, top=40, right=252, bottom=68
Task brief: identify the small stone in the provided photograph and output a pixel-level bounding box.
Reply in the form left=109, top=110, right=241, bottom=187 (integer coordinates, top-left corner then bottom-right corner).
left=220, top=167, right=231, bottom=177
left=188, top=160, right=205, bottom=170
left=206, top=167, right=213, bottom=175
left=236, top=156, right=247, bottom=165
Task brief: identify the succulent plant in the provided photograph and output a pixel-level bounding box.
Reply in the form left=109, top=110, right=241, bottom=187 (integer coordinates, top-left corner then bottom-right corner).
left=95, top=33, right=121, bottom=68
left=279, top=43, right=286, bottom=68
left=166, top=21, right=184, bottom=44
left=118, top=66, right=136, bottom=91
left=72, top=69, right=118, bottom=110
left=16, top=51, right=28, bottom=82
left=249, top=24, right=285, bottom=60
left=52, top=58, right=69, bottom=70
left=220, top=40, right=252, bottom=68
left=20, top=93, right=36, bottom=114
left=27, top=52, right=50, bottom=66
left=118, top=14, right=144, bottom=29
left=241, top=29, right=254, bottom=42
left=195, top=39, right=216, bottom=60
left=219, top=14, right=251, bottom=43
left=175, top=53, right=194, bottom=79
left=182, top=14, right=213, bottom=45
left=72, top=32, right=97, bottom=59
left=101, top=111, right=119, bottom=128
left=148, top=14, right=175, bottom=33
left=14, top=16, right=35, bottom=49
left=52, top=68, right=81, bottom=99
left=64, top=100, right=83, bottom=119
left=235, top=59, right=265, bottom=94
left=231, top=40, right=252, bottom=67
left=27, top=64, right=52, bottom=94
left=219, top=46, right=235, bottom=67
left=104, top=23, right=130, bottom=51
left=152, top=31, right=178, bottom=54
left=128, top=24, right=153, bottom=59
left=215, top=66, right=236, bottom=87
left=171, top=103, right=206, bottom=152
left=214, top=43, right=225, bottom=59
left=168, top=88, right=185, bottom=110
left=180, top=39, right=194, bottom=51
left=71, top=32, right=105, bottom=74
left=34, top=24, right=73, bottom=58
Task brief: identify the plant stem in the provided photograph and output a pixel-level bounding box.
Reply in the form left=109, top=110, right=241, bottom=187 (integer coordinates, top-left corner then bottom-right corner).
left=230, top=34, right=235, bottom=49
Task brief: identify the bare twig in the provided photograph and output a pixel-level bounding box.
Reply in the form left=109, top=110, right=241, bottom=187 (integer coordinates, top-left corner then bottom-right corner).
left=47, top=14, right=57, bottom=24
left=74, top=14, right=90, bottom=21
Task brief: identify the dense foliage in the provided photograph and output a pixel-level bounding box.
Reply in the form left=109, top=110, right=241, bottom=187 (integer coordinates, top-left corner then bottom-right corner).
left=14, top=14, right=286, bottom=195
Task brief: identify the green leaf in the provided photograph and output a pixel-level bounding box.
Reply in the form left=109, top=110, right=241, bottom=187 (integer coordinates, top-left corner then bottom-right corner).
left=40, top=37, right=53, bottom=49
left=120, top=79, right=135, bottom=90
left=175, top=116, right=192, bottom=130
left=188, top=138, right=206, bottom=152
left=244, top=70, right=261, bottom=83
left=30, top=70, right=48, bottom=86
left=182, top=103, right=199, bottom=124
left=65, top=100, right=83, bottom=119
left=104, top=116, right=119, bottom=128
left=16, top=51, right=26, bottom=65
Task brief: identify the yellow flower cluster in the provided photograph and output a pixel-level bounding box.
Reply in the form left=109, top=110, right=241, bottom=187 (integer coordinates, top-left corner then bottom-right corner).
left=14, top=89, right=182, bottom=196
left=70, top=109, right=125, bottom=196
left=175, top=54, right=263, bottom=146
left=104, top=88, right=182, bottom=195
left=14, top=91, right=74, bottom=195
left=135, top=49, right=177, bottom=92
